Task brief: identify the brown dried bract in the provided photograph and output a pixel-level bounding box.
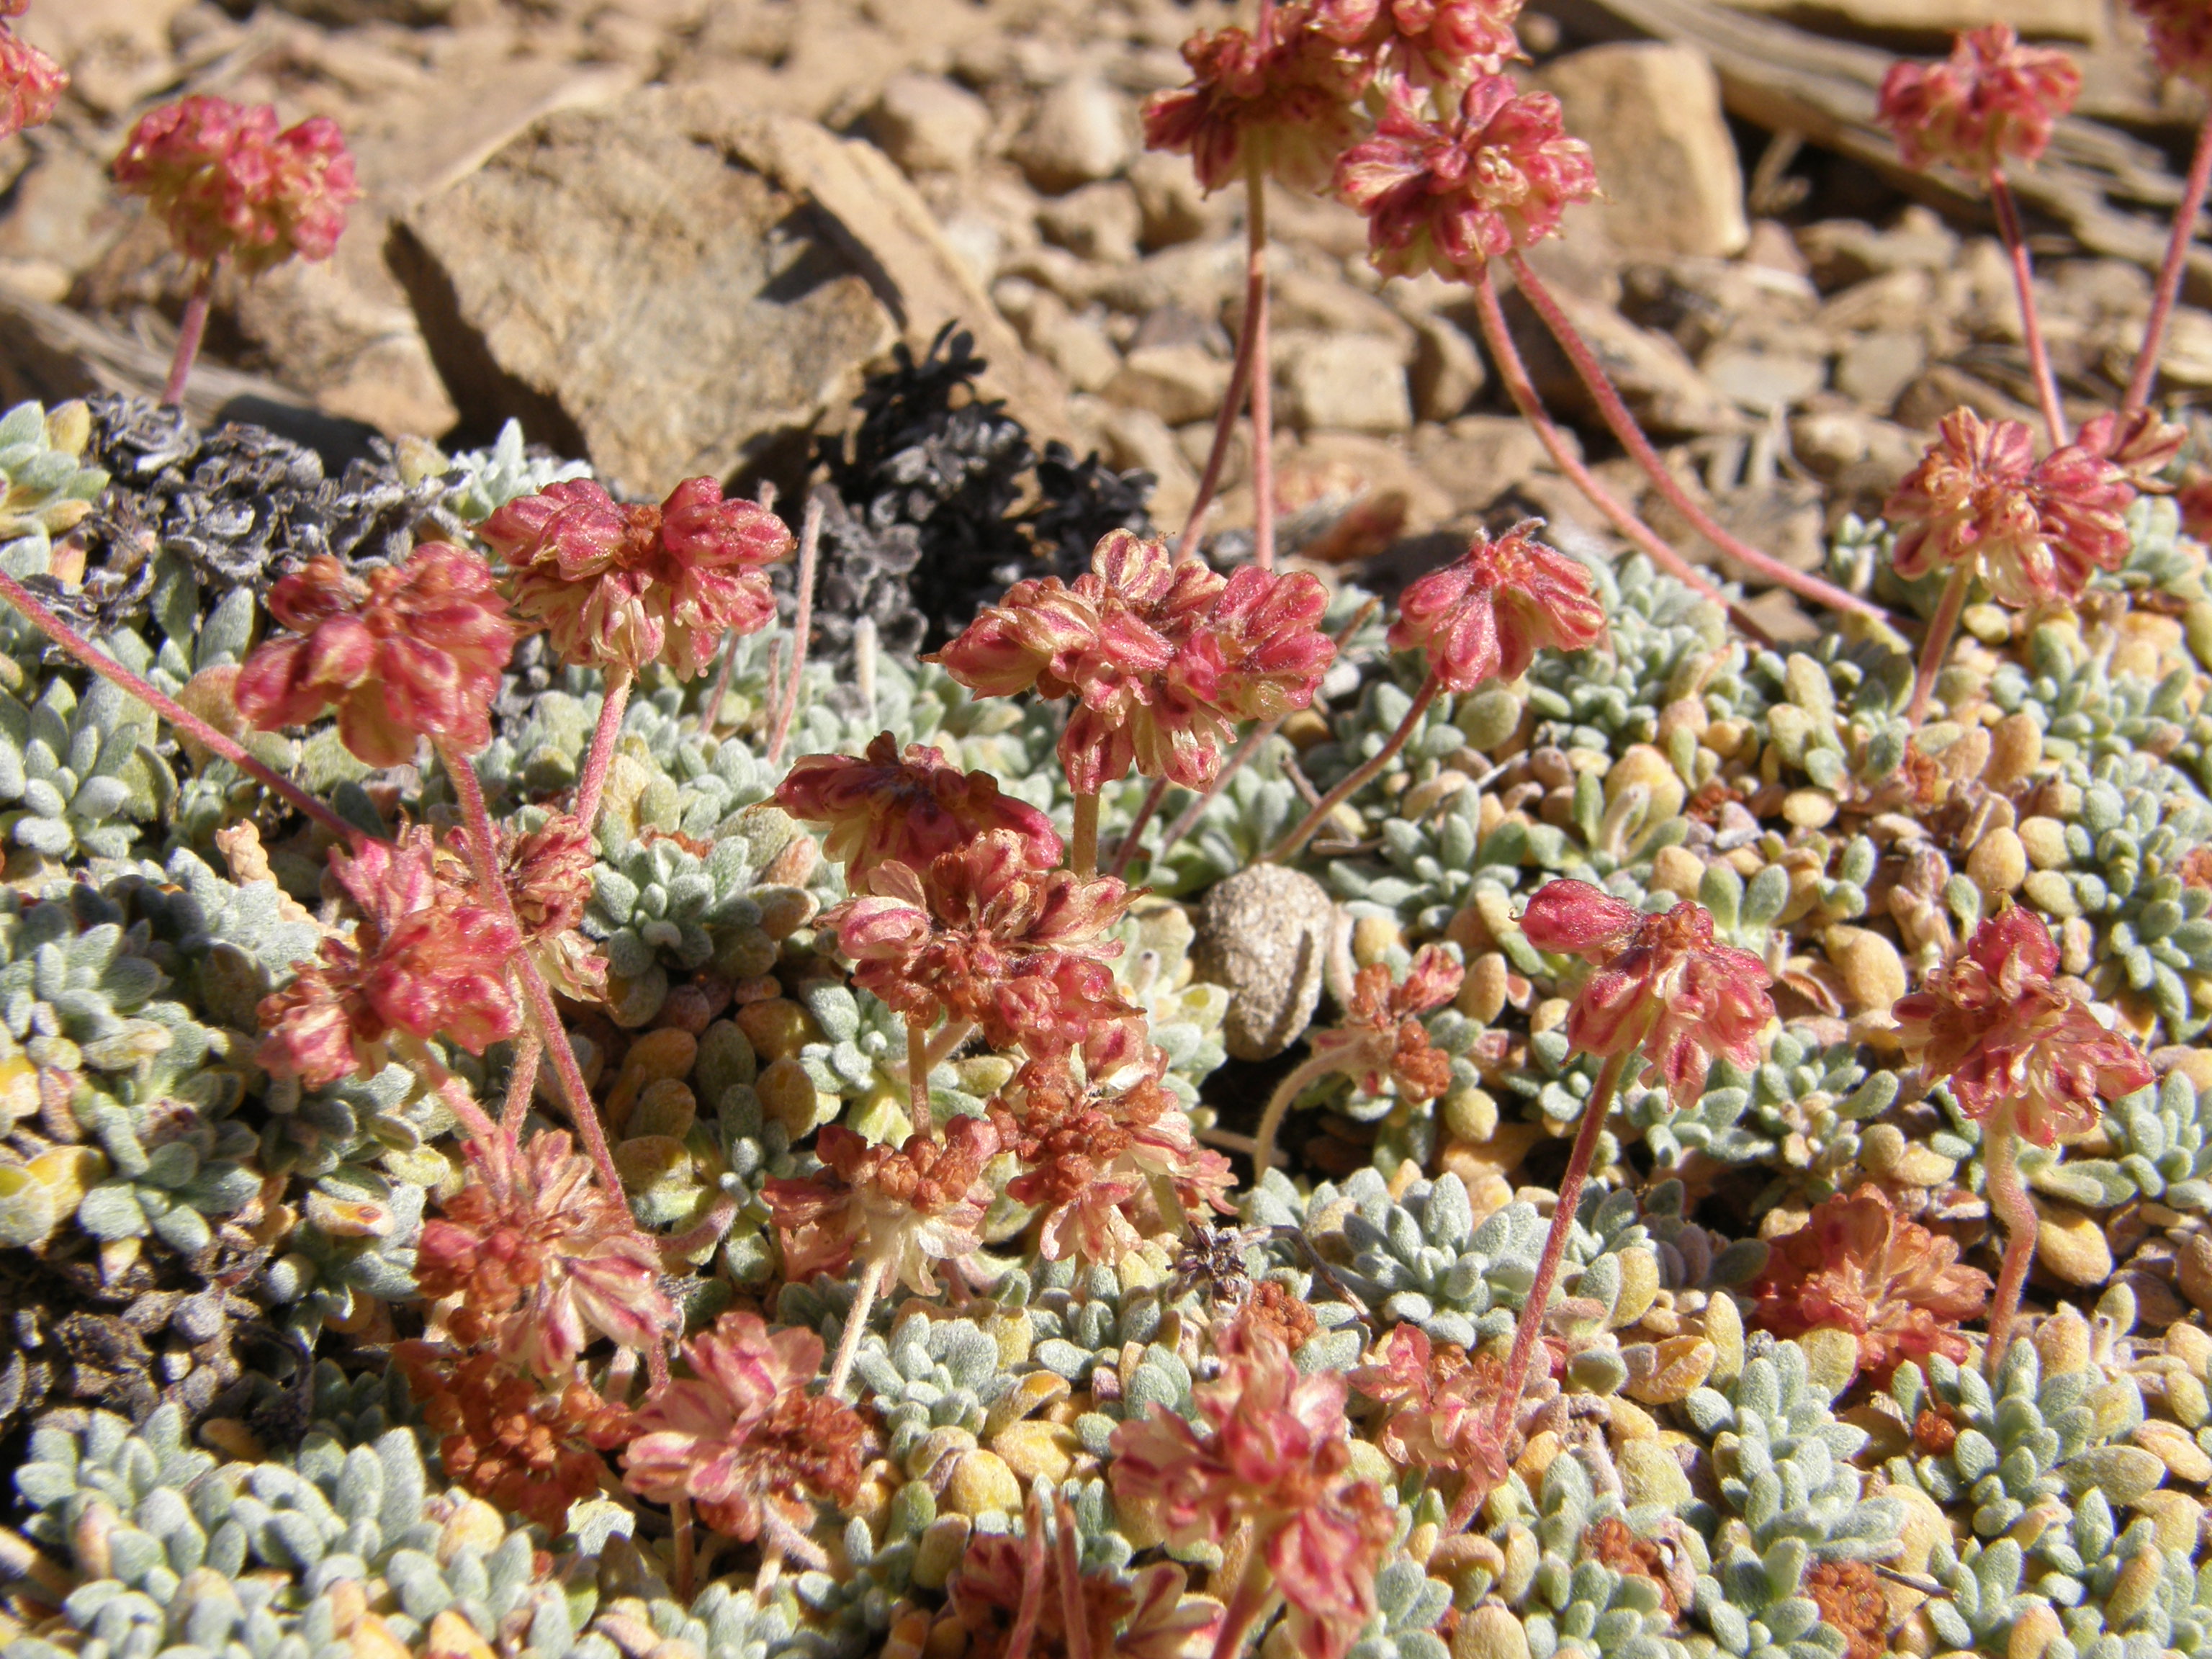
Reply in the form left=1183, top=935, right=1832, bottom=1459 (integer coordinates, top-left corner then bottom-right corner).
left=1806, top=1560, right=1888, bottom=1659
left=1582, top=1517, right=1679, bottom=1617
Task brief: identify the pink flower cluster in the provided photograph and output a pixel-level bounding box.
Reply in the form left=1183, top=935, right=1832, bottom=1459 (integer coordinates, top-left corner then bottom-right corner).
left=1111, top=1313, right=1394, bottom=1659
left=1319, top=0, right=1528, bottom=86
left=234, top=544, right=518, bottom=767
left=257, top=830, right=519, bottom=1089
left=112, top=94, right=359, bottom=276
left=1893, top=908, right=2152, bottom=1146
left=1349, top=1323, right=1509, bottom=1496
left=1308, top=943, right=1463, bottom=1100
left=1876, top=23, right=2080, bottom=179
left=0, top=1, right=63, bottom=142
left=1885, top=408, right=2134, bottom=607
left=1142, top=11, right=1370, bottom=193
left=2130, top=0, right=2212, bottom=87
left=1389, top=520, right=1606, bottom=688
left=481, top=477, right=793, bottom=679
left=934, top=529, right=1336, bottom=793
left=775, top=731, right=1060, bottom=894
left=818, top=830, right=1137, bottom=1056
left=763, top=1116, right=999, bottom=1292
left=1336, top=76, right=1598, bottom=280
left=1520, top=879, right=1775, bottom=1107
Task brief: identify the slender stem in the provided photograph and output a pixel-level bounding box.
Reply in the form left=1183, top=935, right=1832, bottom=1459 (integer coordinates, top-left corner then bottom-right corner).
left=1004, top=1489, right=1050, bottom=1659
left=162, top=264, right=216, bottom=409
left=906, top=1014, right=935, bottom=1139
left=1070, top=791, right=1100, bottom=878
left=1246, top=155, right=1275, bottom=572
left=0, top=567, right=361, bottom=843
left=405, top=1039, right=508, bottom=1147
left=1053, top=1493, right=1094, bottom=1659
left=1210, top=1555, right=1282, bottom=1659
left=825, top=1254, right=889, bottom=1399
left=672, top=1496, right=695, bottom=1603
left=1249, top=1052, right=1339, bottom=1186
left=922, top=1017, right=976, bottom=1072
left=2126, top=109, right=2212, bottom=417
left=1470, top=276, right=1773, bottom=644
left=1107, top=775, right=1172, bottom=880
left=1177, top=300, right=1260, bottom=561
left=659, top=1191, right=737, bottom=1264
left=1504, top=255, right=1886, bottom=624
left=767, top=496, right=824, bottom=770
left=698, top=630, right=741, bottom=732
left=575, top=668, right=634, bottom=833
left=1988, top=171, right=2069, bottom=448
left=1905, top=563, right=1974, bottom=729
left=439, top=742, right=633, bottom=1219
left=1982, top=1101, right=2038, bottom=1381
left=1491, top=1048, right=1631, bottom=1439
left=1268, top=676, right=1439, bottom=863
left=755, top=1547, right=785, bottom=1601
left=501, top=1028, right=542, bottom=1136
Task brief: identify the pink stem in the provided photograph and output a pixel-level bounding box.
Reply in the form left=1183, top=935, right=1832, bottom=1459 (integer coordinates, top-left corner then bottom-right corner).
left=1177, top=322, right=1259, bottom=562
left=672, top=1497, right=695, bottom=1602
left=1988, top=171, right=2069, bottom=448
left=1071, top=791, right=1100, bottom=878
left=1905, top=563, right=1974, bottom=729
left=766, top=495, right=824, bottom=769
left=1004, top=1490, right=1051, bottom=1659
left=1470, top=276, right=1774, bottom=645
left=1245, top=156, right=1276, bottom=572
left=1053, top=1494, right=1094, bottom=1659
left=161, top=265, right=215, bottom=410
left=698, top=629, right=742, bottom=732
left=410, top=1043, right=508, bottom=1147
left=0, top=567, right=361, bottom=844
left=2126, top=109, right=2212, bottom=418
left=1107, top=775, right=1172, bottom=880
left=1504, top=254, right=1885, bottom=623
left=1268, top=675, right=1439, bottom=862
left=825, top=1254, right=889, bottom=1399
left=1491, top=1048, right=1629, bottom=1440
left=1981, top=1100, right=2036, bottom=1380
left=575, top=668, right=633, bottom=833
left=1248, top=1051, right=1339, bottom=1186
left=501, top=1027, right=542, bottom=1136
left=1210, top=1556, right=1280, bottom=1659
left=907, top=1014, right=935, bottom=1139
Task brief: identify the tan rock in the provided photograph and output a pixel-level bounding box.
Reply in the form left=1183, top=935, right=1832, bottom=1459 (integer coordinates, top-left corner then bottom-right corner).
left=1408, top=311, right=1486, bottom=422
left=1106, top=343, right=1232, bottom=425
left=1409, top=415, right=1552, bottom=514
left=863, top=73, right=993, bottom=176
left=1279, top=332, right=1414, bottom=435
left=1538, top=43, right=1748, bottom=259
left=1038, top=181, right=1143, bottom=264
left=1014, top=78, right=1133, bottom=193
left=1191, top=864, right=1336, bottom=1061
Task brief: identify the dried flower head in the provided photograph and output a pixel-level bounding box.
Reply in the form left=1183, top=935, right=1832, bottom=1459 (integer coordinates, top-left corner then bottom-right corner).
left=112, top=95, right=359, bottom=276
left=2130, top=0, right=2212, bottom=86
left=763, top=1116, right=1000, bottom=1292
left=820, top=830, right=1137, bottom=1054
left=2077, top=406, right=2187, bottom=488
left=1885, top=408, right=2133, bottom=607
left=1309, top=944, right=1463, bottom=1100
left=1141, top=6, right=1370, bottom=194
left=621, top=1310, right=866, bottom=1541
left=395, top=1344, right=624, bottom=1532
left=1893, top=907, right=2152, bottom=1146
left=1519, top=880, right=1774, bottom=1107
left=480, top=476, right=793, bottom=678
left=1336, top=75, right=1599, bottom=282
left=1318, top=0, right=1527, bottom=85
left=1807, top=1562, right=1890, bottom=1659
left=495, top=812, right=606, bottom=1002
left=1748, top=1184, right=1992, bottom=1384
left=234, top=544, right=517, bottom=765
left=415, top=1128, right=673, bottom=1378
left=0, top=14, right=63, bottom=141
left=1349, top=1322, right=1509, bottom=1493
left=1876, top=23, right=2080, bottom=177
left=257, top=831, right=520, bottom=1089
left=1388, top=520, right=1604, bottom=691
left=1112, top=1317, right=1394, bottom=1659
left=933, top=530, right=1334, bottom=792
left=775, top=732, right=1061, bottom=894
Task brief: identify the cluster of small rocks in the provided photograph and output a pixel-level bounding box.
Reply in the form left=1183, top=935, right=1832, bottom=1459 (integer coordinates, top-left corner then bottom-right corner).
left=0, top=0, right=2200, bottom=634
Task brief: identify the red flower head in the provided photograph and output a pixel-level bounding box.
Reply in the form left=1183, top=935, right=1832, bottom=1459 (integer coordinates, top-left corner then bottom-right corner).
left=234, top=544, right=517, bottom=766
left=112, top=95, right=359, bottom=276
left=775, top=732, right=1061, bottom=894
left=1141, top=6, right=1371, bottom=194
left=1349, top=1322, right=1509, bottom=1492
left=1309, top=944, right=1463, bottom=1100
left=479, top=476, right=793, bottom=678
left=1892, top=907, right=2152, bottom=1146
left=2130, top=0, right=2212, bottom=87
left=1316, top=0, right=1527, bottom=86
left=1876, top=24, right=2080, bottom=178
left=1110, top=1316, right=1395, bottom=1659
left=1748, top=1184, right=1992, bottom=1385
left=2077, top=407, right=2187, bottom=490
left=414, top=1128, right=674, bottom=1379
left=819, top=831, right=1138, bottom=1055
left=1336, top=75, right=1598, bottom=282
left=257, top=830, right=519, bottom=1089
left=497, top=812, right=606, bottom=1002
left=761, top=1116, right=999, bottom=1292
left=1519, top=879, right=1774, bottom=1107
left=1885, top=408, right=2134, bottom=607
left=621, top=1310, right=866, bottom=1541
left=933, top=531, right=1335, bottom=793
left=0, top=16, right=63, bottom=141
left=1389, top=520, right=1605, bottom=691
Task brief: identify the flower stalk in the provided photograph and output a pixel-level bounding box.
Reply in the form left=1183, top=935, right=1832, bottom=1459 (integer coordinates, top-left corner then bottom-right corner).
left=2126, top=108, right=2212, bottom=417
left=1979, top=1100, right=2038, bottom=1378
left=1246, top=153, right=1276, bottom=571
left=1906, top=562, right=1974, bottom=728
left=1070, top=790, right=1101, bottom=878
left=161, top=263, right=216, bottom=408
left=1268, top=676, right=1437, bottom=862
left=1986, top=171, right=2068, bottom=445
left=575, top=669, right=632, bottom=834
left=766, top=495, right=824, bottom=769
left=824, top=1254, right=889, bottom=1400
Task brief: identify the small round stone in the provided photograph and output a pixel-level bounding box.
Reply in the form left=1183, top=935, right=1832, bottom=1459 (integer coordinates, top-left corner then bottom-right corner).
left=1191, top=863, right=1336, bottom=1061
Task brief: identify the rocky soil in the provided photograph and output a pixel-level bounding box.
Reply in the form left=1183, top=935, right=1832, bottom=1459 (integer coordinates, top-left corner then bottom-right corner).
left=2, top=0, right=2206, bottom=626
